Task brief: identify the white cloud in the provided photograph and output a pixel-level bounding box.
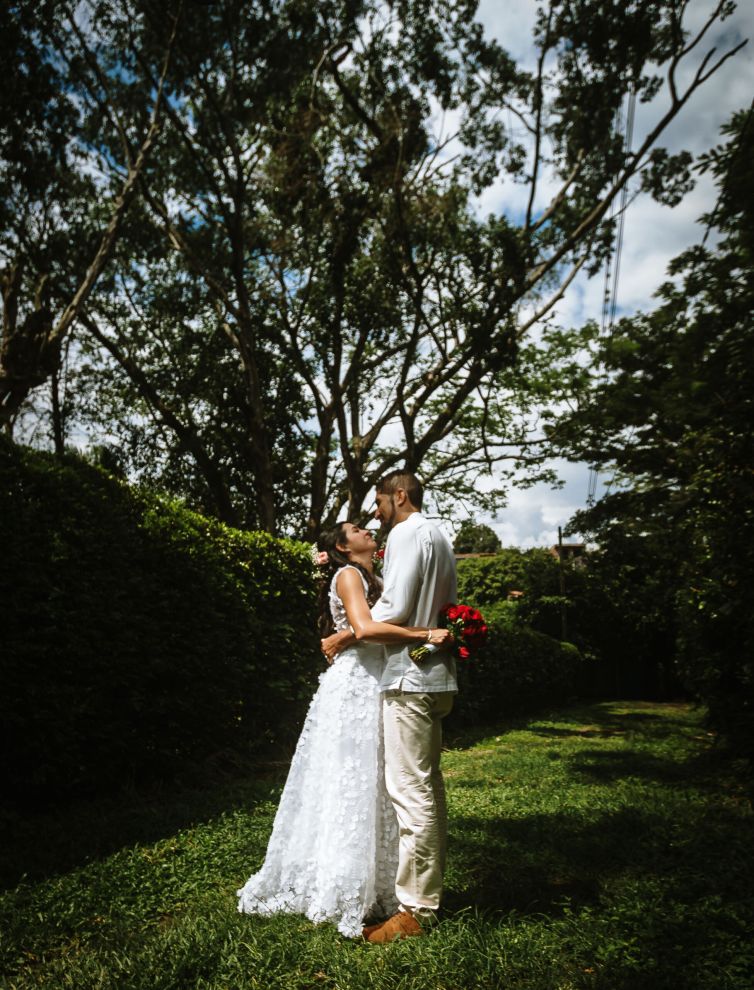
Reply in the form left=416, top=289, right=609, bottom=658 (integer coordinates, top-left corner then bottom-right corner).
left=476, top=0, right=540, bottom=68
left=481, top=460, right=596, bottom=548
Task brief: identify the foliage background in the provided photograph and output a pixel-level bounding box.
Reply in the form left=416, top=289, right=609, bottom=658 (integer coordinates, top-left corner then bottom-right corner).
left=553, top=109, right=754, bottom=760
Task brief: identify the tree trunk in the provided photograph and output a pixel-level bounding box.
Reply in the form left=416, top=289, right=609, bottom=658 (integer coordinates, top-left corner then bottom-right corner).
left=51, top=367, right=65, bottom=457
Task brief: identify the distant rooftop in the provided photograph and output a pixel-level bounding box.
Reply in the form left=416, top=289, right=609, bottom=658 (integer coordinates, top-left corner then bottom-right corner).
left=453, top=552, right=500, bottom=559
left=550, top=543, right=587, bottom=561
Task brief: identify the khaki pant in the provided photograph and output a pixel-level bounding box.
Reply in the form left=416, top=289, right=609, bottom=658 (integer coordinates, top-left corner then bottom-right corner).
left=382, top=690, right=455, bottom=918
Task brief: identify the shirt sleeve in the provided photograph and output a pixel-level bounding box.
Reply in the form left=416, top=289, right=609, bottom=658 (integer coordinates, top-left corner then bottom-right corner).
left=371, top=528, right=425, bottom=624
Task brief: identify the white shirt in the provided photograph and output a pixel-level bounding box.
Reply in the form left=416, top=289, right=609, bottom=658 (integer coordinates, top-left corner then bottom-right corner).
left=371, top=512, right=458, bottom=693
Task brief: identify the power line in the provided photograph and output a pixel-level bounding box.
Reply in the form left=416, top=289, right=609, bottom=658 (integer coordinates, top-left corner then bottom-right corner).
left=587, top=89, right=636, bottom=509
left=609, top=93, right=636, bottom=332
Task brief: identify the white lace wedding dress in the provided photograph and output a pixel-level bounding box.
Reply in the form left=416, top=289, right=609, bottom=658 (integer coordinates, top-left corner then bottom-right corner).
left=236, top=566, right=399, bottom=937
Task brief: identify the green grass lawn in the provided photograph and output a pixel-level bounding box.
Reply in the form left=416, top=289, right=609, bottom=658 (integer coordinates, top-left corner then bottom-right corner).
left=1, top=701, right=752, bottom=990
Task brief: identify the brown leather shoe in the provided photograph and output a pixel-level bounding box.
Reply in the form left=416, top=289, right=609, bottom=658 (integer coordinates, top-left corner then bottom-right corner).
left=364, top=910, right=424, bottom=943
left=361, top=920, right=385, bottom=939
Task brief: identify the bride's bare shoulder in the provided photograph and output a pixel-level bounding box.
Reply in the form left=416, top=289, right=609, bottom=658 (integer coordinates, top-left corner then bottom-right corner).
left=335, top=565, right=367, bottom=596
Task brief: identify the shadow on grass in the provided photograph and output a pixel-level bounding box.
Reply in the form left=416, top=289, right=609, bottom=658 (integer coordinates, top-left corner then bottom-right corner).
left=569, top=748, right=695, bottom=784
left=443, top=799, right=754, bottom=990
left=443, top=792, right=754, bottom=921
left=446, top=706, right=754, bottom=928
left=444, top=708, right=559, bottom=750
left=444, top=805, right=643, bottom=915
left=528, top=703, right=697, bottom=739
left=442, top=703, right=753, bottom=921
left=0, top=701, right=742, bottom=908
left=445, top=701, right=697, bottom=752
left=0, top=760, right=286, bottom=891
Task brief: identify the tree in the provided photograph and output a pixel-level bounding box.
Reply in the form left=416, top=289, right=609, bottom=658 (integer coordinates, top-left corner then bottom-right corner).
left=0, top=1, right=180, bottom=440
left=3, top=0, right=744, bottom=535
left=453, top=520, right=501, bottom=554
left=554, top=107, right=754, bottom=754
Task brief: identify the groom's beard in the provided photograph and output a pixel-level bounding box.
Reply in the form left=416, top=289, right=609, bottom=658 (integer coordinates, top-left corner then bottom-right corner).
left=377, top=500, right=397, bottom=537
left=377, top=518, right=394, bottom=539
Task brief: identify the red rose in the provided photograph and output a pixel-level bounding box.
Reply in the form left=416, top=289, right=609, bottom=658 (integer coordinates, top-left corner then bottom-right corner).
left=437, top=602, right=489, bottom=659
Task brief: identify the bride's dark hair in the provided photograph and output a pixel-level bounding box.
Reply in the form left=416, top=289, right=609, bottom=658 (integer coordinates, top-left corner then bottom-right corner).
left=317, top=522, right=381, bottom=637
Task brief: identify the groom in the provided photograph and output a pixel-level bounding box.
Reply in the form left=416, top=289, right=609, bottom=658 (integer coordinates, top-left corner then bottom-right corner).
left=323, top=470, right=457, bottom=943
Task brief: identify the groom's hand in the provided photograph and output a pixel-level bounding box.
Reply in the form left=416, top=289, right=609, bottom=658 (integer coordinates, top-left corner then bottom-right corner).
left=321, top=629, right=354, bottom=664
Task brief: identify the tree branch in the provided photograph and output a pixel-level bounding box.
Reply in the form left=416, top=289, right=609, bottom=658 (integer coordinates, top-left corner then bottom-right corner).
left=49, top=7, right=182, bottom=353
left=80, top=309, right=239, bottom=525
left=525, top=5, right=554, bottom=231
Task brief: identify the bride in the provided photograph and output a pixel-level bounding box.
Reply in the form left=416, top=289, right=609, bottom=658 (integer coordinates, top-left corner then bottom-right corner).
left=236, top=521, right=451, bottom=937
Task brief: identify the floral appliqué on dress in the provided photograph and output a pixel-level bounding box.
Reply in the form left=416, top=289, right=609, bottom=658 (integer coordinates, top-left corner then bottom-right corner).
left=237, top=566, right=399, bottom=936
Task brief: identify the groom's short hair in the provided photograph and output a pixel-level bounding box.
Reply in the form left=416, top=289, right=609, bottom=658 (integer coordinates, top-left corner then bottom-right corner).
left=376, top=470, right=423, bottom=509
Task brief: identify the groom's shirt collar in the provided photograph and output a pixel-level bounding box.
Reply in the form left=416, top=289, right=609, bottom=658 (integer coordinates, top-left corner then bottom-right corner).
left=392, top=510, right=422, bottom=532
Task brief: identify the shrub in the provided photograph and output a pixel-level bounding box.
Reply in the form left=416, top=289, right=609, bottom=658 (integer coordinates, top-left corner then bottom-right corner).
left=0, top=438, right=319, bottom=805
left=452, top=550, right=584, bottom=722
left=449, top=623, right=583, bottom=728
left=456, top=545, right=678, bottom=700
left=456, top=549, right=532, bottom=605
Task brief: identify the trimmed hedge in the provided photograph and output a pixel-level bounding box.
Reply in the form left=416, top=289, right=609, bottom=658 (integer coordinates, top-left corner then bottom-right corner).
left=455, top=550, right=676, bottom=700
left=452, top=553, right=584, bottom=724
left=450, top=624, right=583, bottom=728
left=0, top=439, right=319, bottom=805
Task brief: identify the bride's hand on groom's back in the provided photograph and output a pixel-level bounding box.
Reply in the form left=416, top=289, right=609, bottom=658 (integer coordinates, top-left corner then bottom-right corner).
left=321, top=630, right=351, bottom=664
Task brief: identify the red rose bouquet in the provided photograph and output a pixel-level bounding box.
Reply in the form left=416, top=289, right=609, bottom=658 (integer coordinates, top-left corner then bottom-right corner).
left=410, top=602, right=488, bottom=663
